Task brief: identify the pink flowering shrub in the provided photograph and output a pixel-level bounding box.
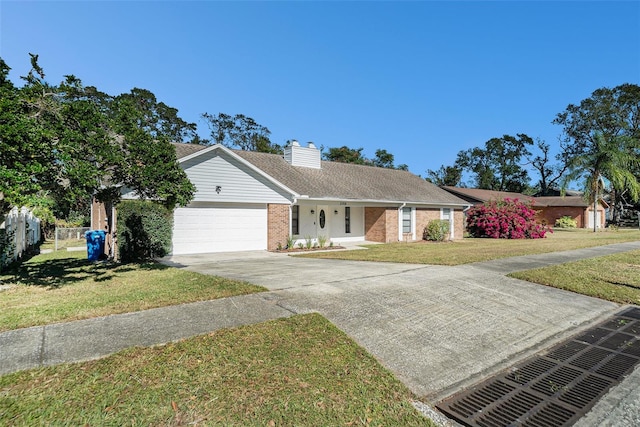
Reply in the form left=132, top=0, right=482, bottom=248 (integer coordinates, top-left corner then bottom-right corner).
left=467, top=198, right=550, bottom=239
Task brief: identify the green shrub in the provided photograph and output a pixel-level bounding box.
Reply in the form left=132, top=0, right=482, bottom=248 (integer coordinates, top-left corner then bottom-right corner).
left=304, top=235, right=313, bottom=249
left=555, top=215, right=578, bottom=228
left=423, top=219, right=450, bottom=241
left=117, top=200, right=173, bottom=263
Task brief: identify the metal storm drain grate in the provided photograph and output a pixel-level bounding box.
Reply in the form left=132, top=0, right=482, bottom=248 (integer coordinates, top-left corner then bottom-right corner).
left=436, top=307, right=640, bottom=427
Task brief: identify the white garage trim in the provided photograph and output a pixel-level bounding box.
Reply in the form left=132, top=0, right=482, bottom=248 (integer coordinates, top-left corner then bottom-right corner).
left=172, top=203, right=267, bottom=254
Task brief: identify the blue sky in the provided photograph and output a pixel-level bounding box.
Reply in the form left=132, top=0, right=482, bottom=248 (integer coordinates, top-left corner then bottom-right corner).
left=1, top=1, right=639, bottom=182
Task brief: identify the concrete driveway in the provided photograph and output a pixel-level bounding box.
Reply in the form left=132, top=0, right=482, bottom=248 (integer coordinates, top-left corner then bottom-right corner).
left=163, top=248, right=622, bottom=401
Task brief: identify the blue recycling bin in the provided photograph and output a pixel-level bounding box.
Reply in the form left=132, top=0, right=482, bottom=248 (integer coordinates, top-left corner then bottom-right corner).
left=85, top=230, right=106, bottom=261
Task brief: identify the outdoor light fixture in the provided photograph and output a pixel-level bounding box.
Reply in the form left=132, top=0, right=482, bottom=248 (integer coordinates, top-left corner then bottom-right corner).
left=334, top=210, right=338, bottom=214
left=310, top=209, right=315, bottom=214
left=215, top=186, right=222, bottom=194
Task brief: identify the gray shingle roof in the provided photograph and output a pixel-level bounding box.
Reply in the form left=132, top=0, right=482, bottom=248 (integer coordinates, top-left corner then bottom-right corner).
left=534, top=196, right=590, bottom=207
left=441, top=186, right=601, bottom=208
left=173, top=142, right=209, bottom=159
left=171, top=143, right=469, bottom=205
left=441, top=186, right=535, bottom=204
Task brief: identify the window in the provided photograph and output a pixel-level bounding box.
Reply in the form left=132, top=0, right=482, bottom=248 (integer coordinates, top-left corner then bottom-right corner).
left=441, top=208, right=451, bottom=221
left=402, top=207, right=412, bottom=233
left=292, top=205, right=299, bottom=235
left=345, top=207, right=351, bottom=233
left=441, top=208, right=452, bottom=238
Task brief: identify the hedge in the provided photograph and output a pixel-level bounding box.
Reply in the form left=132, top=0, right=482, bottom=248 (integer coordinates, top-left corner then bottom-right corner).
left=117, top=200, right=173, bottom=262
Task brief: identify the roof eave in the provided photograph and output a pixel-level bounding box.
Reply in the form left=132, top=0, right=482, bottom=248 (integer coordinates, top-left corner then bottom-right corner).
left=299, top=197, right=471, bottom=207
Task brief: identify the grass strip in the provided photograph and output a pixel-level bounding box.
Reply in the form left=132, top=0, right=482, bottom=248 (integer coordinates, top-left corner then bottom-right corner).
left=0, top=313, right=433, bottom=426
left=509, top=249, right=640, bottom=304
left=0, top=250, right=264, bottom=332
left=300, top=229, right=640, bottom=265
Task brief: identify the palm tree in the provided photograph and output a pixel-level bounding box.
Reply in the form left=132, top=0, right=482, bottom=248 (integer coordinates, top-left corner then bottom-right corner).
left=563, top=133, right=640, bottom=232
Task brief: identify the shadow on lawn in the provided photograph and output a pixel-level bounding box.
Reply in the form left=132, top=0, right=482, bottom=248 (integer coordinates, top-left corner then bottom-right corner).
left=3, top=257, right=170, bottom=289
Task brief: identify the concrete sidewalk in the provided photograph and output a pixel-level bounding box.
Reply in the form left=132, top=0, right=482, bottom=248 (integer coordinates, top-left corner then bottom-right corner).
left=0, top=293, right=293, bottom=375
left=2, top=241, right=640, bottom=426
left=469, top=240, right=640, bottom=274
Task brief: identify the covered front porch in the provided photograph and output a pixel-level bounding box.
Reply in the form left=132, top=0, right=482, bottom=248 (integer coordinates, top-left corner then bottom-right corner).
left=286, top=201, right=458, bottom=248
left=291, top=202, right=366, bottom=247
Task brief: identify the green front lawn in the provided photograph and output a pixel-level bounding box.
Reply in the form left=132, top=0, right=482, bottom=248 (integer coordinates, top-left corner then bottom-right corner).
left=0, top=250, right=264, bottom=332
left=509, top=249, right=640, bottom=305
left=302, top=229, right=640, bottom=265
left=0, top=314, right=433, bottom=426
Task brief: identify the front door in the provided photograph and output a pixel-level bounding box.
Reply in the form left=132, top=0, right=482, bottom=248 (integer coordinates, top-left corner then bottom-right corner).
left=316, top=205, right=330, bottom=239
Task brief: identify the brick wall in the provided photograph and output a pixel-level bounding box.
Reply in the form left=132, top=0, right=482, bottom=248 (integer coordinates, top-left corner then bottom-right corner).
left=454, top=210, right=465, bottom=239
left=365, top=207, right=399, bottom=243
left=535, top=206, right=604, bottom=228
left=365, top=207, right=386, bottom=242
left=385, top=209, right=399, bottom=242
left=415, top=208, right=465, bottom=240
left=535, top=207, right=584, bottom=227
left=416, top=209, right=440, bottom=240
left=267, top=204, right=290, bottom=250
left=367, top=207, right=466, bottom=242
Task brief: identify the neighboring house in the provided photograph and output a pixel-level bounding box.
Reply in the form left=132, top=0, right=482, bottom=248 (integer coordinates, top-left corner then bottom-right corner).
left=534, top=196, right=608, bottom=229
left=441, top=186, right=608, bottom=229
left=93, top=141, right=470, bottom=255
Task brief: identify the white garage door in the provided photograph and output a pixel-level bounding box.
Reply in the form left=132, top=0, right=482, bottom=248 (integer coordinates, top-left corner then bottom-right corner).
left=587, top=211, right=602, bottom=229
left=172, top=204, right=267, bottom=254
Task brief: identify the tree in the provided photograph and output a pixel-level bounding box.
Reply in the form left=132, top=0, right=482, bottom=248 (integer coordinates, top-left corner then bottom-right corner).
left=323, top=146, right=366, bottom=164
left=0, top=55, right=63, bottom=216
left=455, top=134, right=533, bottom=192
left=324, top=146, right=407, bottom=169
left=52, top=75, right=115, bottom=219
left=526, top=139, right=570, bottom=196
left=425, top=165, right=463, bottom=186
left=113, top=88, right=198, bottom=143
left=562, top=133, right=639, bottom=231
left=554, top=83, right=640, bottom=224
left=0, top=55, right=195, bottom=239
left=254, top=135, right=283, bottom=154
left=372, top=149, right=395, bottom=168
left=201, top=112, right=281, bottom=153
left=108, top=95, right=195, bottom=208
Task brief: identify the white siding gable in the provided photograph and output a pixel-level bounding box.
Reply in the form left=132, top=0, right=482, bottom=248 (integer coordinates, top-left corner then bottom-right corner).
left=182, top=149, right=292, bottom=204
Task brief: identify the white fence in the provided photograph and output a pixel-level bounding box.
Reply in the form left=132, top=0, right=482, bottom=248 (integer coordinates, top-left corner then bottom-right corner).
left=1, top=206, right=42, bottom=269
